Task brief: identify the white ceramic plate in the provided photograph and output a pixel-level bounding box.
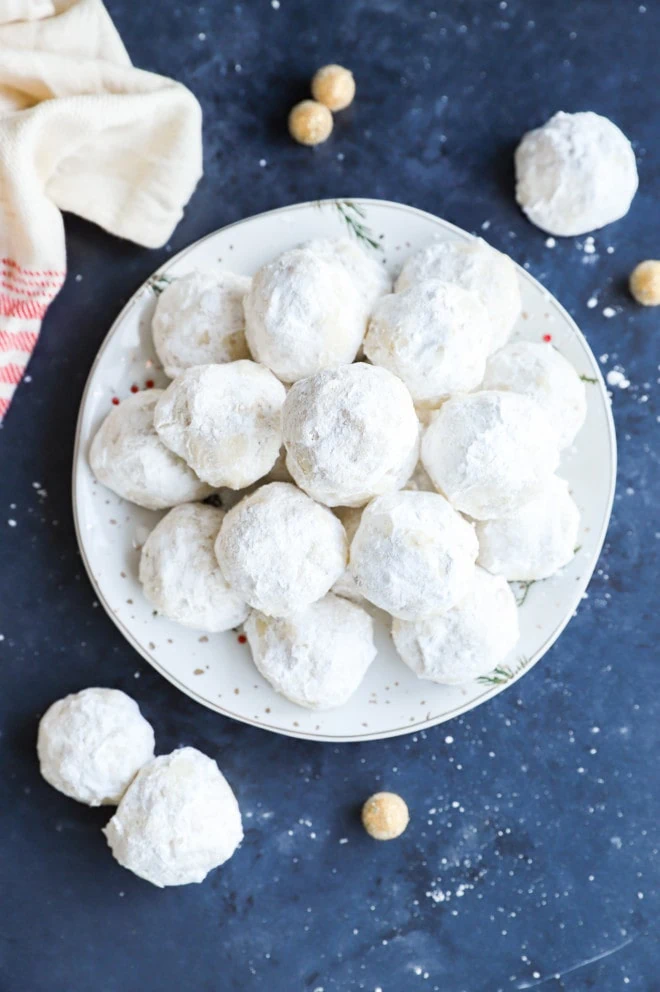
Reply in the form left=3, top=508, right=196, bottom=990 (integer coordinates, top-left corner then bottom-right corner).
left=73, top=198, right=616, bottom=742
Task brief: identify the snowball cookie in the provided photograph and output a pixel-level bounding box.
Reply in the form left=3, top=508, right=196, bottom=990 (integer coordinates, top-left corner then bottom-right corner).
left=303, top=237, right=391, bottom=315
left=152, top=270, right=251, bottom=379
left=392, top=567, right=519, bottom=684
left=89, top=390, right=212, bottom=510
left=243, top=247, right=365, bottom=382
left=515, top=111, right=638, bottom=237
left=245, top=594, right=376, bottom=709
left=477, top=475, right=580, bottom=581
left=216, top=482, right=347, bottom=617
left=364, top=280, right=492, bottom=406
left=282, top=363, right=419, bottom=507
left=421, top=390, right=560, bottom=520
left=350, top=490, right=478, bottom=620
left=481, top=340, right=586, bottom=449
left=38, top=688, right=155, bottom=806
left=139, top=504, right=249, bottom=632
left=103, top=747, right=242, bottom=887
left=331, top=506, right=365, bottom=603
left=395, top=238, right=521, bottom=352
left=153, top=361, right=286, bottom=489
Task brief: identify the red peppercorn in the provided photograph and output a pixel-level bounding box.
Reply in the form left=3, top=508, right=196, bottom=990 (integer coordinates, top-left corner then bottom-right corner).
left=542, top=334, right=552, bottom=342
left=130, top=384, right=139, bottom=393
left=145, top=379, right=154, bottom=389
left=237, top=634, right=247, bottom=644
left=111, top=397, right=120, bottom=405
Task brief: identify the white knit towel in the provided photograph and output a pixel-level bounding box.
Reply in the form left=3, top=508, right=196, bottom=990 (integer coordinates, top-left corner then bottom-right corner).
left=0, top=0, right=203, bottom=421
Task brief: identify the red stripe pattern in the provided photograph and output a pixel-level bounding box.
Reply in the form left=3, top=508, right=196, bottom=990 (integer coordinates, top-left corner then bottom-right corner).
left=0, top=258, right=66, bottom=422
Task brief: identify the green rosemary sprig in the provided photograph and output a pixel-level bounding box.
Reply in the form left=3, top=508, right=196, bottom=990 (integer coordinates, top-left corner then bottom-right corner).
left=579, top=374, right=598, bottom=384
left=333, top=200, right=383, bottom=252
left=477, top=656, right=529, bottom=686
left=514, top=579, right=536, bottom=607
left=148, top=273, right=174, bottom=296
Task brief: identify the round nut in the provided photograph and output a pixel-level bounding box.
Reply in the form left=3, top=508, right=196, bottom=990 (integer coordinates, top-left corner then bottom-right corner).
left=629, top=260, right=660, bottom=306
left=288, top=100, right=333, bottom=146
left=311, top=64, right=356, bottom=112
left=361, top=791, right=409, bottom=841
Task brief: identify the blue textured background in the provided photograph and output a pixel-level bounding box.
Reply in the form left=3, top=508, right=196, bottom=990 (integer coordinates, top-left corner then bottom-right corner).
left=1, top=1, right=659, bottom=990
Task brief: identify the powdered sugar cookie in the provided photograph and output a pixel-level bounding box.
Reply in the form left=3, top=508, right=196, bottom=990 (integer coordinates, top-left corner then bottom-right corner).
left=154, top=361, right=285, bottom=489
left=243, top=247, right=365, bottom=382
left=282, top=363, right=419, bottom=507
left=421, top=390, right=560, bottom=520
left=103, top=748, right=242, bottom=887
left=139, top=504, right=249, bottom=632
left=245, top=594, right=376, bottom=709
left=303, top=236, right=390, bottom=314
left=395, top=238, right=521, bottom=351
left=476, top=475, right=580, bottom=580
left=38, top=688, right=155, bottom=806
left=89, top=390, right=212, bottom=510
left=515, top=111, right=638, bottom=237
left=152, top=270, right=251, bottom=378
left=392, top=567, right=519, bottom=684
left=365, top=280, right=491, bottom=406
left=215, top=482, right=347, bottom=617
left=349, top=490, right=478, bottom=620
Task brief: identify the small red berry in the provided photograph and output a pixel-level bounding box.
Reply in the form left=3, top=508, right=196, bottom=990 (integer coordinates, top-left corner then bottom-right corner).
left=542, top=333, right=552, bottom=342
left=111, top=397, right=120, bottom=405
left=130, top=384, right=139, bottom=393
left=145, top=379, right=154, bottom=389
left=237, top=634, right=247, bottom=644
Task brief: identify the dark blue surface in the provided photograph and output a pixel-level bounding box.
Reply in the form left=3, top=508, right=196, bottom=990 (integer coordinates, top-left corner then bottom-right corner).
left=1, top=1, right=659, bottom=989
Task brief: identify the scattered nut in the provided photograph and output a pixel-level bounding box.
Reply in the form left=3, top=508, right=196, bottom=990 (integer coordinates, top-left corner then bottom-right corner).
left=361, top=791, right=409, bottom=841
left=311, top=64, right=356, bottom=112
left=629, top=260, right=660, bottom=306
left=288, top=100, right=333, bottom=146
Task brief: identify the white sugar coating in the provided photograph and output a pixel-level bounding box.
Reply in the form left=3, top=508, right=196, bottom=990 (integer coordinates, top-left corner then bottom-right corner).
left=215, top=482, right=347, bottom=617
left=392, top=567, right=519, bottom=684
left=139, top=504, right=249, bottom=632
left=245, top=594, right=376, bottom=710
left=303, top=236, right=391, bottom=314
left=395, top=238, right=521, bottom=352
left=515, top=111, right=638, bottom=237
left=364, top=280, right=492, bottom=406
left=421, top=390, right=560, bottom=520
left=89, top=390, right=212, bottom=510
left=481, top=340, right=587, bottom=448
left=153, top=361, right=286, bottom=489
left=103, top=748, right=243, bottom=888
left=331, top=506, right=365, bottom=603
left=477, top=475, right=580, bottom=580
left=349, top=490, right=478, bottom=620
left=38, top=688, right=155, bottom=806
left=282, top=364, right=419, bottom=507
left=152, top=270, right=251, bottom=378
left=243, top=247, right=365, bottom=382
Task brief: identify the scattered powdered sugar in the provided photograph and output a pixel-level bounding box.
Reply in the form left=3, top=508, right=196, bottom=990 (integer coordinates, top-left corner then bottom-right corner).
left=244, top=594, right=376, bottom=709
left=587, top=296, right=598, bottom=308
left=602, top=306, right=617, bottom=318
left=606, top=367, right=631, bottom=389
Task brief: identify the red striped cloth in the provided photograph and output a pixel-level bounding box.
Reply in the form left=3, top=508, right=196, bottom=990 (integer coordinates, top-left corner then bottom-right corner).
left=0, top=261, right=65, bottom=419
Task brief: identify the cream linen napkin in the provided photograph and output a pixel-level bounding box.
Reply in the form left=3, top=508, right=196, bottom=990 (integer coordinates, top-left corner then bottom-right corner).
left=0, top=0, right=203, bottom=421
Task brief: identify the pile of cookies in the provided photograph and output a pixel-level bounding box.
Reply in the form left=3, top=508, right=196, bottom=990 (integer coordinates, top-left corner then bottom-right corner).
left=90, top=233, right=586, bottom=710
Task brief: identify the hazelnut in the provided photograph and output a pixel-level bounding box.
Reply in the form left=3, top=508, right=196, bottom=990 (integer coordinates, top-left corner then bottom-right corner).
left=629, top=260, right=660, bottom=306
left=311, top=64, right=356, bottom=112
left=288, top=100, right=333, bottom=146
left=361, top=792, right=409, bottom=841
